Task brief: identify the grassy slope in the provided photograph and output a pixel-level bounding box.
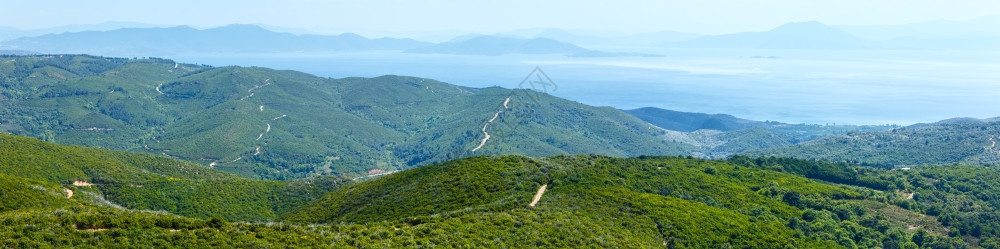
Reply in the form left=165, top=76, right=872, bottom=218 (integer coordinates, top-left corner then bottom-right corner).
left=0, top=134, right=342, bottom=221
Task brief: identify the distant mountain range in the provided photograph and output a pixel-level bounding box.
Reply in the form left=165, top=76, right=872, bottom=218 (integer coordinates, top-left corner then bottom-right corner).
left=664, top=20, right=1000, bottom=50
left=0, top=24, right=430, bottom=57
left=6, top=19, right=998, bottom=58
left=0, top=21, right=167, bottom=42
left=1, top=25, right=657, bottom=57
left=0, top=49, right=37, bottom=56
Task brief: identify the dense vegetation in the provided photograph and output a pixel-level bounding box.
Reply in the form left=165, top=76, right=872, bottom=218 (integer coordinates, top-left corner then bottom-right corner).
left=0, top=134, right=342, bottom=221
left=283, top=154, right=999, bottom=248
left=0, top=54, right=688, bottom=179
left=747, top=121, right=1000, bottom=167
left=5, top=134, right=1000, bottom=247
left=631, top=106, right=903, bottom=159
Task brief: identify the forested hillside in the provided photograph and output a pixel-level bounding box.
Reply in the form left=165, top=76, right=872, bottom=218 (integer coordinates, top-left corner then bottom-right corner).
left=282, top=154, right=1000, bottom=248
left=0, top=54, right=687, bottom=179
left=747, top=121, right=1000, bottom=167
left=628, top=106, right=899, bottom=159
left=0, top=134, right=342, bottom=221
left=6, top=134, right=1000, bottom=247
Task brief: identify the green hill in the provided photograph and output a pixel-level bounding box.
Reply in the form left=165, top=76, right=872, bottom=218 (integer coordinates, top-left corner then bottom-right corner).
left=627, top=106, right=898, bottom=159
left=3, top=135, right=996, bottom=247
left=746, top=121, right=1000, bottom=167
left=0, top=54, right=688, bottom=179
left=625, top=107, right=763, bottom=132
left=0, top=133, right=342, bottom=222
left=280, top=154, right=983, bottom=248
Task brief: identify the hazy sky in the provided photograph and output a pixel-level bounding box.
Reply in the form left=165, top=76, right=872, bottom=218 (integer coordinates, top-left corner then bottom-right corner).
left=3, top=0, right=999, bottom=36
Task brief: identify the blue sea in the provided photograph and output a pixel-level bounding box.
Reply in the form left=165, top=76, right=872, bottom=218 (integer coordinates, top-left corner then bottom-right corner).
left=171, top=49, right=1000, bottom=125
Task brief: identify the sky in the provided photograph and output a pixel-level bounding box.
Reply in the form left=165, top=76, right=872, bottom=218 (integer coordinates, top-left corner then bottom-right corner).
left=3, top=0, right=1000, bottom=37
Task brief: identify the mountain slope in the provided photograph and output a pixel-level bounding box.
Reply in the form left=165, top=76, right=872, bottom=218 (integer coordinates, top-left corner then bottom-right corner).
left=282, top=154, right=974, bottom=248
left=747, top=120, right=1000, bottom=167
left=0, top=133, right=342, bottom=221
left=0, top=24, right=429, bottom=56
left=626, top=106, right=896, bottom=158
left=0, top=54, right=688, bottom=179
left=1, top=141, right=989, bottom=247
left=284, top=155, right=848, bottom=247
left=625, top=107, right=762, bottom=132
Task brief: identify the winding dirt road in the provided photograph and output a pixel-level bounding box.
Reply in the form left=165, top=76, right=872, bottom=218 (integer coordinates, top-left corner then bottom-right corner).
left=240, top=78, right=271, bottom=101
left=351, top=170, right=399, bottom=181
left=256, top=123, right=271, bottom=141
left=472, top=97, right=511, bottom=152
left=991, top=137, right=999, bottom=156
left=211, top=79, right=286, bottom=167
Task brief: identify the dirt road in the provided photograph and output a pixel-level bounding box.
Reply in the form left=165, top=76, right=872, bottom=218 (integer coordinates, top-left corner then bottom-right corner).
left=472, top=97, right=511, bottom=152
left=529, top=184, right=547, bottom=207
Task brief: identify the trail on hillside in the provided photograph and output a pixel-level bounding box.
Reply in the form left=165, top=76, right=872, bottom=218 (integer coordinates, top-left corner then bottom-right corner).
left=472, top=97, right=511, bottom=152
left=73, top=181, right=94, bottom=187
left=990, top=137, right=1000, bottom=155
left=256, top=123, right=271, bottom=141
left=529, top=184, right=547, bottom=207
left=240, top=78, right=271, bottom=101
left=211, top=78, right=286, bottom=167
left=66, top=189, right=73, bottom=198
left=351, top=170, right=399, bottom=181
left=147, top=78, right=287, bottom=168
